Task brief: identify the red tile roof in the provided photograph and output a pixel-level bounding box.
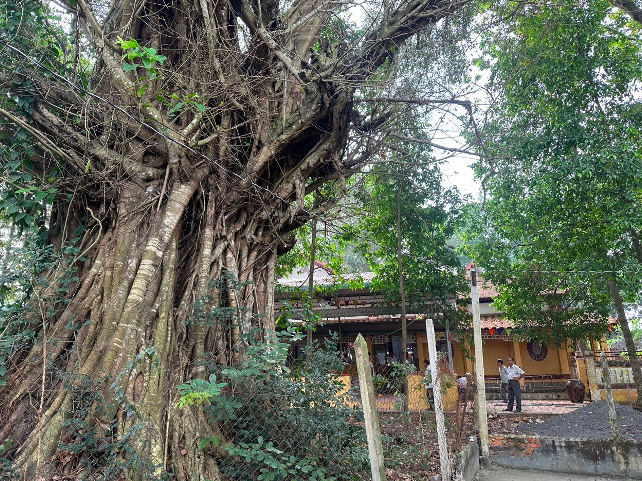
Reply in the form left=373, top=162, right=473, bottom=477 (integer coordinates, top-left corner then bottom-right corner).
left=480, top=316, right=513, bottom=329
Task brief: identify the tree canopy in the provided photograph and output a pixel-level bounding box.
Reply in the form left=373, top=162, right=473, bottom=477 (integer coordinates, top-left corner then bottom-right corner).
left=462, top=0, right=642, bottom=405
left=0, top=0, right=479, bottom=477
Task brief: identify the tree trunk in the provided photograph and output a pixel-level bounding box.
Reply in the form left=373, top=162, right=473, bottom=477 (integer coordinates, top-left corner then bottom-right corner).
left=608, top=278, right=642, bottom=409
left=396, top=185, right=409, bottom=418
left=0, top=0, right=465, bottom=477
left=0, top=176, right=283, bottom=480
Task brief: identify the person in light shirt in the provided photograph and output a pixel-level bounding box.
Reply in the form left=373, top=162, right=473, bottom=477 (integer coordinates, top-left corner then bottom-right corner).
left=423, top=359, right=434, bottom=410
left=504, top=356, right=525, bottom=412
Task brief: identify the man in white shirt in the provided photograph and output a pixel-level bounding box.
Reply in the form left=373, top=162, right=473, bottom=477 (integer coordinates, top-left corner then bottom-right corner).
left=423, top=359, right=434, bottom=410
left=504, top=356, right=525, bottom=412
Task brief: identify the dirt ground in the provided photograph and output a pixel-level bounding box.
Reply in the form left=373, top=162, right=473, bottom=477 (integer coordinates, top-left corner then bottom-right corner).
left=380, top=410, right=476, bottom=480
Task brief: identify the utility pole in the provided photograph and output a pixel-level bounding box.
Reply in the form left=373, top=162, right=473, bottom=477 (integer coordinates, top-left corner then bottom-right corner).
left=470, top=265, right=489, bottom=456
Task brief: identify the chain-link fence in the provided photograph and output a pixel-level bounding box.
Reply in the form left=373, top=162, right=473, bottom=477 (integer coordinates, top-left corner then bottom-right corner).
left=350, top=361, right=476, bottom=480
left=196, top=338, right=476, bottom=481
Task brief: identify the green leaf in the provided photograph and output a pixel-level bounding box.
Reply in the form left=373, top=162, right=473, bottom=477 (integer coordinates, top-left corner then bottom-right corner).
left=34, top=190, right=48, bottom=202
left=137, top=85, right=149, bottom=97
left=122, top=63, right=138, bottom=71
left=117, top=37, right=139, bottom=50
left=168, top=102, right=184, bottom=116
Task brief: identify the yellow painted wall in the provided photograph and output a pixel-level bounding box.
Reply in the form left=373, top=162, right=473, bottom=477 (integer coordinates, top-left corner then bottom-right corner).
left=449, top=339, right=570, bottom=378
left=482, top=339, right=512, bottom=374
left=451, top=341, right=467, bottom=376
left=517, top=342, right=562, bottom=375
left=599, top=389, right=639, bottom=405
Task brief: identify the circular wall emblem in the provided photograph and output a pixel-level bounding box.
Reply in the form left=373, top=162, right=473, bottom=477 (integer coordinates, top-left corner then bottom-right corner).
left=527, top=340, right=548, bottom=361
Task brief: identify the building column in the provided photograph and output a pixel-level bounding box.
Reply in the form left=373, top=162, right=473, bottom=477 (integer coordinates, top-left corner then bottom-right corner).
left=464, top=341, right=474, bottom=375
left=417, top=333, right=427, bottom=365
left=558, top=342, right=571, bottom=375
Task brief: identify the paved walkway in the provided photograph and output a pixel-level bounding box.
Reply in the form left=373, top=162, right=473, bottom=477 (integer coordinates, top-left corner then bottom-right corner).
left=475, top=463, right=638, bottom=481
left=486, top=399, right=584, bottom=416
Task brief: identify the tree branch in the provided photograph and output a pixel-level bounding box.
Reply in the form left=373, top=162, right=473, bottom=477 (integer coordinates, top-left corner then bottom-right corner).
left=389, top=133, right=478, bottom=156
left=0, top=107, right=83, bottom=171
left=609, top=0, right=642, bottom=25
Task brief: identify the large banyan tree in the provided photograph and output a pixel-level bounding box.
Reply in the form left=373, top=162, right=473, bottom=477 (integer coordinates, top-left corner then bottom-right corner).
left=0, top=0, right=467, bottom=478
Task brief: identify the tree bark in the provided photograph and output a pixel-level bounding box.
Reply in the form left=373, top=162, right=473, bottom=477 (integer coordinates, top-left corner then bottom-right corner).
left=396, top=184, right=409, bottom=416
left=0, top=0, right=468, bottom=477
left=608, top=278, right=642, bottom=409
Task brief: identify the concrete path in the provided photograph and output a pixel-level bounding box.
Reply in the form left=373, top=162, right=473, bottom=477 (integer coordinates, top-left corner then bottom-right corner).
left=475, top=463, right=638, bottom=481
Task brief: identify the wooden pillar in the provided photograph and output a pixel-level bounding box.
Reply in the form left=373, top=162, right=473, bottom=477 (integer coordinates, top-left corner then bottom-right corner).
left=470, top=266, right=489, bottom=457
left=426, top=319, right=450, bottom=480
left=355, top=334, right=387, bottom=481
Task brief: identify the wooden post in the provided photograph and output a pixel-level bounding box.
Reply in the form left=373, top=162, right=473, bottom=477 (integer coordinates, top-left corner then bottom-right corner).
left=600, top=351, right=620, bottom=442
left=355, top=334, right=387, bottom=481
left=426, top=318, right=450, bottom=481
left=470, top=266, right=489, bottom=457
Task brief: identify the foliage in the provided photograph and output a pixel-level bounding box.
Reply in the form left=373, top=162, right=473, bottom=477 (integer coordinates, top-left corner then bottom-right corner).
left=177, top=330, right=369, bottom=480
left=176, top=375, right=227, bottom=408
left=608, top=317, right=642, bottom=351
left=373, top=360, right=416, bottom=394
left=461, top=0, right=642, bottom=342
left=343, top=120, right=468, bottom=327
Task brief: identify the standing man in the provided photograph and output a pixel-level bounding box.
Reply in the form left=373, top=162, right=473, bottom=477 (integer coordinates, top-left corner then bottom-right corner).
left=497, top=359, right=509, bottom=403
left=504, top=356, right=525, bottom=412
left=423, top=359, right=434, bottom=410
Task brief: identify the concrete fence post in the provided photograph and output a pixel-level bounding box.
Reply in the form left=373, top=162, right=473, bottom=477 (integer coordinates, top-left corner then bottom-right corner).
left=600, top=351, right=620, bottom=442
left=585, top=351, right=601, bottom=402
left=426, top=318, right=450, bottom=481
left=470, top=266, right=489, bottom=457
left=355, top=333, right=387, bottom=481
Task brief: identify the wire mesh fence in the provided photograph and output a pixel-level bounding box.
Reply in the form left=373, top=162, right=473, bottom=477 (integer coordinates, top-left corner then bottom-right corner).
left=350, top=365, right=476, bottom=480
left=180, top=332, right=485, bottom=481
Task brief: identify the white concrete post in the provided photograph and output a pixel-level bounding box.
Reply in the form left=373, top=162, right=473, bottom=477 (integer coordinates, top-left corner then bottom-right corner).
left=355, top=334, right=387, bottom=481
left=600, top=351, right=620, bottom=442
left=426, top=318, right=450, bottom=480
left=470, top=266, right=489, bottom=457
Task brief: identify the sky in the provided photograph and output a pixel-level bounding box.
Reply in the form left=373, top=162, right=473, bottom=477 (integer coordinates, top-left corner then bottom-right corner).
left=442, top=154, right=480, bottom=199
